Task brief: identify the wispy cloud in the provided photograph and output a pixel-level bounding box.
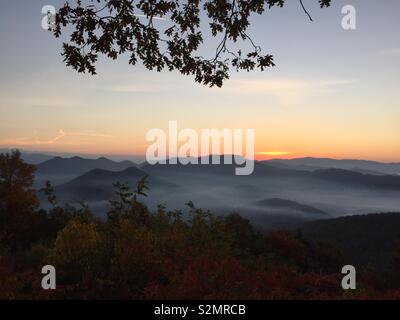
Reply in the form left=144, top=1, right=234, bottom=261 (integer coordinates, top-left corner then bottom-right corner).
left=223, top=78, right=355, bottom=105
left=0, top=130, right=114, bottom=147
left=34, top=129, right=114, bottom=145
left=104, top=76, right=355, bottom=101
left=106, top=84, right=156, bottom=93
left=230, top=78, right=354, bottom=92
left=2, top=96, right=85, bottom=108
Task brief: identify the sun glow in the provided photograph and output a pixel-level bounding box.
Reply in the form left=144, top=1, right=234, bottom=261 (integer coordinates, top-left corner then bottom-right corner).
left=256, top=151, right=293, bottom=156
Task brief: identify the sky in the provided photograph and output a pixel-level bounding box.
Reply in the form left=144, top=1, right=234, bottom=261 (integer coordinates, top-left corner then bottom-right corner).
left=0, top=0, right=399, bottom=161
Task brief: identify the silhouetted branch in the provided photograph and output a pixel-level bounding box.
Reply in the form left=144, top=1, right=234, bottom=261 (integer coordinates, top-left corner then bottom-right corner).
left=300, top=0, right=314, bottom=21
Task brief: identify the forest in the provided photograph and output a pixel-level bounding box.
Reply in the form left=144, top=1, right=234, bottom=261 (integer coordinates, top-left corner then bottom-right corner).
left=1, top=150, right=400, bottom=299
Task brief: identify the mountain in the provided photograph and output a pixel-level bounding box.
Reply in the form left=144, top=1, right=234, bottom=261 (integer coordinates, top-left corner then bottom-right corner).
left=54, top=166, right=177, bottom=202
left=30, top=154, right=400, bottom=219
left=141, top=159, right=400, bottom=191
left=136, top=160, right=400, bottom=220
left=264, top=157, right=400, bottom=175
left=300, top=212, right=400, bottom=271
left=140, top=156, right=300, bottom=177
left=0, top=149, right=54, bottom=164
left=20, top=152, right=54, bottom=164
left=37, top=156, right=136, bottom=175
left=140, top=155, right=245, bottom=175
left=254, top=198, right=328, bottom=216
left=35, top=155, right=400, bottom=192
left=55, top=166, right=147, bottom=201
left=311, top=168, right=400, bottom=190
left=34, top=156, right=137, bottom=186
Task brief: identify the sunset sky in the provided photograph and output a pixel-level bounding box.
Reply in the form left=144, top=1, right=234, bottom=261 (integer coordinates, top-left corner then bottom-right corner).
left=0, top=0, right=399, bottom=161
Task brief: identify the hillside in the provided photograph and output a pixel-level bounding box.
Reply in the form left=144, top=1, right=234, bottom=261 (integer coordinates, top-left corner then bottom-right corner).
left=300, top=213, right=400, bottom=271
left=55, top=166, right=177, bottom=202
left=37, top=156, right=136, bottom=175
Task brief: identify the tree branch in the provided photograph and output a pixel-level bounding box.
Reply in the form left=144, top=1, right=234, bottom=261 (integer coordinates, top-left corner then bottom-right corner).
left=300, top=0, right=313, bottom=22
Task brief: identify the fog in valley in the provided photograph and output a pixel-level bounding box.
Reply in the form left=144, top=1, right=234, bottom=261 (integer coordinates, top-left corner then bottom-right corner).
left=21, top=152, right=400, bottom=230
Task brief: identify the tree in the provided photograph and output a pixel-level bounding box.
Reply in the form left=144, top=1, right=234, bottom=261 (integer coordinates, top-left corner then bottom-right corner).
left=0, top=150, right=39, bottom=214
left=0, top=151, right=41, bottom=249
left=107, top=176, right=150, bottom=223
left=53, top=0, right=331, bottom=87
left=51, top=217, right=102, bottom=282
left=0, top=150, right=36, bottom=194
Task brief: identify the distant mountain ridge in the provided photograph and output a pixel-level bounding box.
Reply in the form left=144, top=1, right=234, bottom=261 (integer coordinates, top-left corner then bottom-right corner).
left=142, top=159, right=400, bottom=190
left=12, top=153, right=398, bottom=218
left=311, top=168, right=400, bottom=190
left=31, top=154, right=400, bottom=192
left=55, top=166, right=177, bottom=202
left=37, top=156, right=136, bottom=176
left=0, top=149, right=54, bottom=164
left=264, top=157, right=400, bottom=175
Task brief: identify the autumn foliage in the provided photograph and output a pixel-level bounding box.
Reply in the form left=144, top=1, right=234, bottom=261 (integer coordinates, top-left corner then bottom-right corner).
left=0, top=150, right=399, bottom=299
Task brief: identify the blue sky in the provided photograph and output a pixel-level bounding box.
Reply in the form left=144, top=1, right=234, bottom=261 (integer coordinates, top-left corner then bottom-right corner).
left=0, top=0, right=399, bottom=161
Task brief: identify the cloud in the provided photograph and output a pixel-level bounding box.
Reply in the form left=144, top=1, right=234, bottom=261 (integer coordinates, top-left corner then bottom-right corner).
left=231, top=78, right=354, bottom=92
left=223, top=78, right=355, bottom=105
left=101, top=72, right=355, bottom=106
left=106, top=84, right=156, bottom=93
left=2, top=96, right=85, bottom=108
left=105, top=76, right=355, bottom=99
left=34, top=130, right=67, bottom=145
left=34, top=129, right=114, bottom=145
left=0, top=130, right=114, bottom=147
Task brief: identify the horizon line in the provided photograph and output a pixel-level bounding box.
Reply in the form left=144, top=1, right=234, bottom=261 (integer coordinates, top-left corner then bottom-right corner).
left=1, top=147, right=400, bottom=165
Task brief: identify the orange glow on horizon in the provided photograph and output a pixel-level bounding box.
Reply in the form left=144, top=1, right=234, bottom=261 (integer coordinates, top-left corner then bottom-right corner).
left=256, top=151, right=293, bottom=156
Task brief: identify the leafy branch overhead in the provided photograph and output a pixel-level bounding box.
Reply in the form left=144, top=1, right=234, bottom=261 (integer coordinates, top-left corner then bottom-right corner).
left=53, top=0, right=332, bottom=87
